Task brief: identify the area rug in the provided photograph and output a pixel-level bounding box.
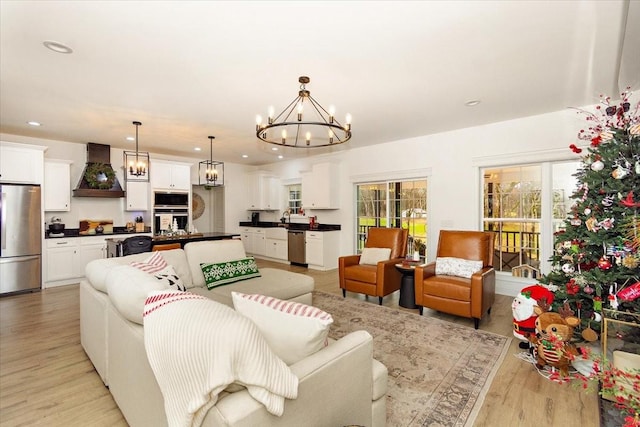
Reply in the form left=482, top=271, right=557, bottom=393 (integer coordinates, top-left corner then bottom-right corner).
left=312, top=291, right=511, bottom=427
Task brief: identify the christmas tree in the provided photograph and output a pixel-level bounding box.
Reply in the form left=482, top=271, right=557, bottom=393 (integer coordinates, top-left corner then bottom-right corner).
left=539, top=88, right=640, bottom=332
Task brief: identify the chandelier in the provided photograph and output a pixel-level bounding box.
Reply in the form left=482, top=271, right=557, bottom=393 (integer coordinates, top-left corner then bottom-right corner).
left=255, top=76, right=352, bottom=148
left=123, top=121, right=150, bottom=182
left=198, top=136, right=224, bottom=187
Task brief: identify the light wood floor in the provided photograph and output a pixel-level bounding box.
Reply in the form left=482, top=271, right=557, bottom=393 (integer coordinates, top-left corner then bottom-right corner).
left=0, top=260, right=600, bottom=427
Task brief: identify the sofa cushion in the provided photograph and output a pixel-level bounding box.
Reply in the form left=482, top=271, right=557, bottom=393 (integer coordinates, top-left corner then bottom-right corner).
left=200, top=257, right=261, bottom=290
left=200, top=268, right=315, bottom=307
left=85, top=248, right=192, bottom=292
left=435, top=257, right=483, bottom=278
left=232, top=292, right=333, bottom=365
left=184, top=240, right=248, bottom=288
left=106, top=265, right=169, bottom=325
left=130, top=252, right=187, bottom=291
left=359, top=247, right=391, bottom=265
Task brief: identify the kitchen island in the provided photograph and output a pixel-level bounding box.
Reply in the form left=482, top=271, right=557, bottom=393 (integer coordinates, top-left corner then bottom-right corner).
left=105, top=232, right=240, bottom=257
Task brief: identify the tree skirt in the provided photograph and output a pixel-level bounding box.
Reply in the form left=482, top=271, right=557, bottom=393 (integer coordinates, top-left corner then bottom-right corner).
left=312, top=291, right=511, bottom=427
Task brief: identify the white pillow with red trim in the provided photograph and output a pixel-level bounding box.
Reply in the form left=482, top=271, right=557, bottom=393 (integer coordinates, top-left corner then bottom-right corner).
left=231, top=292, right=333, bottom=365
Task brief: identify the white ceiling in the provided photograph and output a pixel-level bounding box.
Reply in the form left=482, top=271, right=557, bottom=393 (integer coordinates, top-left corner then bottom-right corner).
left=1, top=1, right=638, bottom=166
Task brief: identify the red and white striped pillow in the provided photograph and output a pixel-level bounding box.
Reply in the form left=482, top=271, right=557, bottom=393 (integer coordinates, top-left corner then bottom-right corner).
left=232, top=292, right=333, bottom=365
left=130, top=252, right=168, bottom=274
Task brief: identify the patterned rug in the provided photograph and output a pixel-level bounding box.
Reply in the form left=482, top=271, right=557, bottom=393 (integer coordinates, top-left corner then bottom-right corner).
left=312, top=291, right=511, bottom=427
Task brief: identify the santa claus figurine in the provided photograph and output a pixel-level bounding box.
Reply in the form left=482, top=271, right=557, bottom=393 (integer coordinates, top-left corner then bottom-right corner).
left=512, top=284, right=555, bottom=349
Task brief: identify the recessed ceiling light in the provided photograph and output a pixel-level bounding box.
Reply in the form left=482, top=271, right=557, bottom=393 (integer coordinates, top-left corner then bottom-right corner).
left=271, top=147, right=278, bottom=151
left=126, top=136, right=135, bottom=141
left=43, top=40, right=73, bottom=54
left=27, top=121, right=41, bottom=126
left=278, top=155, right=283, bottom=159
left=194, top=147, right=202, bottom=152
left=242, top=154, right=249, bottom=158
left=465, top=100, right=481, bottom=107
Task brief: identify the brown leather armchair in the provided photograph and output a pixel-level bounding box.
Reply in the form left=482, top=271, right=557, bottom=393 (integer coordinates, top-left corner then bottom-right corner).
left=339, top=227, right=409, bottom=304
left=414, top=230, right=495, bottom=329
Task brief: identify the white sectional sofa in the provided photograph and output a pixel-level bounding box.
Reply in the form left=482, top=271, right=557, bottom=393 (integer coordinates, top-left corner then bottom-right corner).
left=80, top=239, right=388, bottom=427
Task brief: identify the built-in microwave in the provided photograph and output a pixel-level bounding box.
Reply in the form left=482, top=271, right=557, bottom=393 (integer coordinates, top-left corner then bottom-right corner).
left=153, top=191, right=189, bottom=208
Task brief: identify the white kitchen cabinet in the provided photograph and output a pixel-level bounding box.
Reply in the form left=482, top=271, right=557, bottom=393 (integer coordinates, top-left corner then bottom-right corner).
left=46, top=239, right=81, bottom=282
left=247, top=172, right=280, bottom=210
left=240, top=227, right=270, bottom=257
left=265, top=227, right=288, bottom=261
left=43, top=160, right=72, bottom=211
left=0, top=142, right=45, bottom=184
left=151, top=160, right=191, bottom=191
left=305, top=230, right=340, bottom=271
left=301, top=163, right=340, bottom=209
left=126, top=181, right=149, bottom=211
left=240, top=227, right=256, bottom=254
left=79, top=237, right=107, bottom=272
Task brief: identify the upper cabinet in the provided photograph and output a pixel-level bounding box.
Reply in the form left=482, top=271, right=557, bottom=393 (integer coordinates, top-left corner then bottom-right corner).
left=0, top=142, right=45, bottom=184
left=247, top=172, right=280, bottom=210
left=151, top=160, right=191, bottom=191
left=44, top=160, right=72, bottom=211
left=126, top=181, right=149, bottom=211
left=302, top=162, right=340, bottom=209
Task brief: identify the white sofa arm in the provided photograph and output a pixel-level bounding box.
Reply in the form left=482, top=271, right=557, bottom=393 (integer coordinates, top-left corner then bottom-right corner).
left=206, top=331, right=376, bottom=427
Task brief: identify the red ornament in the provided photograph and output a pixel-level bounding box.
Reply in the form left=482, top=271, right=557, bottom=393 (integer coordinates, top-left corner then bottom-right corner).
left=597, top=256, right=612, bottom=270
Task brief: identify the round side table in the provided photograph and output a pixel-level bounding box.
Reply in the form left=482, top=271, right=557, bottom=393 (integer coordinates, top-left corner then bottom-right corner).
left=395, top=262, right=421, bottom=309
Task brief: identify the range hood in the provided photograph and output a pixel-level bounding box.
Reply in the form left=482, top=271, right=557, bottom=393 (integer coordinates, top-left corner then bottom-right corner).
left=73, top=143, right=125, bottom=198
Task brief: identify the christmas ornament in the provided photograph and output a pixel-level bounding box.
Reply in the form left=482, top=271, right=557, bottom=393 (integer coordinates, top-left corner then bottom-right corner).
left=585, top=216, right=598, bottom=231
left=597, top=217, right=614, bottom=230
left=622, top=255, right=639, bottom=269
left=597, top=256, right=612, bottom=270
left=584, top=208, right=591, bottom=215
left=593, top=297, right=602, bottom=311
left=569, top=144, right=582, bottom=153
left=570, top=217, right=581, bottom=226
left=583, top=285, right=594, bottom=294
left=620, top=191, right=640, bottom=207
left=612, top=164, right=629, bottom=179
left=635, top=159, right=640, bottom=174
left=618, top=282, right=640, bottom=301
left=601, top=195, right=614, bottom=206
left=582, top=321, right=598, bottom=342
left=591, top=159, right=604, bottom=171
left=561, top=263, right=575, bottom=274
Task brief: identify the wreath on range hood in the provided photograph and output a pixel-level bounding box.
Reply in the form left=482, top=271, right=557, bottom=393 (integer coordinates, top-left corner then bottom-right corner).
left=84, top=162, right=116, bottom=189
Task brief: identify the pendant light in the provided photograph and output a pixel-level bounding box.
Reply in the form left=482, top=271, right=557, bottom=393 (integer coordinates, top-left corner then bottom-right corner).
left=198, top=135, right=224, bottom=187
left=123, top=121, right=150, bottom=182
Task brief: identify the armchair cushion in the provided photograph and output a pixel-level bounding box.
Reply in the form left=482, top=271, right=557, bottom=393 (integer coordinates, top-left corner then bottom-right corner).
left=435, top=257, right=483, bottom=279
left=359, top=248, right=392, bottom=265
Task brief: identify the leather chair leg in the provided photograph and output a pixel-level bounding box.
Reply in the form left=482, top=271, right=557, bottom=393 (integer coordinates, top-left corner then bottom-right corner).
left=342, top=289, right=346, bottom=298
left=378, top=296, right=383, bottom=305
left=488, top=307, right=492, bottom=315
left=418, top=306, right=423, bottom=315
left=474, top=318, right=480, bottom=329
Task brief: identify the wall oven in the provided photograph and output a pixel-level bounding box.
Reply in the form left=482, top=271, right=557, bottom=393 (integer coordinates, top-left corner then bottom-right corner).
left=153, top=191, right=189, bottom=234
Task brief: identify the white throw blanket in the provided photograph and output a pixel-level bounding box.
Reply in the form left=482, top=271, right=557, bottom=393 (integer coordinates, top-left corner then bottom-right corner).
left=144, top=291, right=299, bottom=427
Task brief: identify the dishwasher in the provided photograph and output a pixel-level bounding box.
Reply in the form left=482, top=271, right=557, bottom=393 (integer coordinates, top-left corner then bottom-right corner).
left=287, top=230, right=307, bottom=266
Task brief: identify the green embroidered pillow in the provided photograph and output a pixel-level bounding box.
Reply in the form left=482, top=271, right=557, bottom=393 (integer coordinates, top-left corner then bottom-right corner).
left=200, top=257, right=261, bottom=289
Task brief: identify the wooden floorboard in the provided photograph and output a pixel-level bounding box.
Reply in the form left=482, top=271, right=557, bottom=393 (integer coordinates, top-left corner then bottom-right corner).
left=0, top=261, right=599, bottom=426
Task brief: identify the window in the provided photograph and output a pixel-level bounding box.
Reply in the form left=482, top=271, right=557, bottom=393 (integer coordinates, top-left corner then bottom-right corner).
left=356, top=179, right=427, bottom=256
left=482, top=161, right=579, bottom=277
left=287, top=184, right=301, bottom=213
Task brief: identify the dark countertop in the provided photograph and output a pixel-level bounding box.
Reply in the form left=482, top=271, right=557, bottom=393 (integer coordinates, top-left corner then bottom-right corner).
left=45, top=226, right=152, bottom=239
left=238, top=221, right=341, bottom=231
left=104, top=232, right=240, bottom=245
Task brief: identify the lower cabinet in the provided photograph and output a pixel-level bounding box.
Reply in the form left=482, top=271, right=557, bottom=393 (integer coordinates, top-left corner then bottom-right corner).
left=305, top=231, right=339, bottom=271
left=46, top=239, right=81, bottom=282
left=265, top=227, right=288, bottom=261
left=45, top=236, right=107, bottom=287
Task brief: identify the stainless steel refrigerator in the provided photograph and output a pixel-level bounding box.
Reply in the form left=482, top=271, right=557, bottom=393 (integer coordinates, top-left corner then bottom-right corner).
left=0, top=184, right=42, bottom=295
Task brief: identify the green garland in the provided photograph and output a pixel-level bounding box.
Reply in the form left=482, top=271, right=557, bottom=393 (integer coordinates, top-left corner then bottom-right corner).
left=84, top=163, right=116, bottom=189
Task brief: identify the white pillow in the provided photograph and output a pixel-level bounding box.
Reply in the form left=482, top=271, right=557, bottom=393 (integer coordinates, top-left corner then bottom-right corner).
left=231, top=292, right=333, bottom=365
left=130, top=252, right=167, bottom=274
left=359, top=247, right=392, bottom=265
left=435, top=257, right=483, bottom=278
left=130, top=252, right=186, bottom=291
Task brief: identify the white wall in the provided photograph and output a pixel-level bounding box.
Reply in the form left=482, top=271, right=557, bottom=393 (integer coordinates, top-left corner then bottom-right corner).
left=0, top=104, right=588, bottom=296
